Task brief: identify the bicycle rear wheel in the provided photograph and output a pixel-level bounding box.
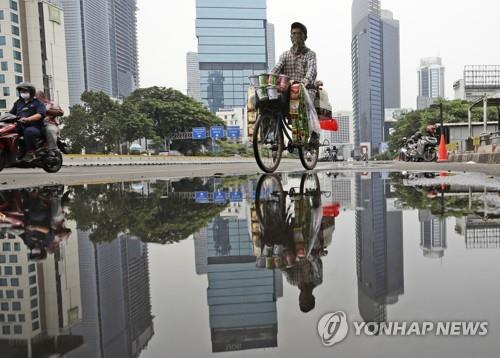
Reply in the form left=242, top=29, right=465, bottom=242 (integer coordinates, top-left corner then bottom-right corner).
left=253, top=113, right=283, bottom=173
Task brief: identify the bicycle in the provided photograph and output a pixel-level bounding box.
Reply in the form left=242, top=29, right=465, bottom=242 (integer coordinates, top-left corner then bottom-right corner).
left=252, top=85, right=321, bottom=173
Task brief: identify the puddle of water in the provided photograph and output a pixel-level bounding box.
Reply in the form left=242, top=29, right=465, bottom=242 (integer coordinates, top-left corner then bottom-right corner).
left=0, top=171, right=499, bottom=357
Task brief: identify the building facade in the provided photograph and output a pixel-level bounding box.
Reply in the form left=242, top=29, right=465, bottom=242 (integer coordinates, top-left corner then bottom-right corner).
left=186, top=51, right=201, bottom=102
left=381, top=10, right=400, bottom=110
left=352, top=0, right=385, bottom=156
left=417, top=57, right=445, bottom=110
left=61, top=0, right=138, bottom=105
left=195, top=0, right=274, bottom=112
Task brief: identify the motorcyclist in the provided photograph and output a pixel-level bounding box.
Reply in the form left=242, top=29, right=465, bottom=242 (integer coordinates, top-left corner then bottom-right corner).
left=9, top=83, right=46, bottom=162
left=35, top=91, right=64, bottom=156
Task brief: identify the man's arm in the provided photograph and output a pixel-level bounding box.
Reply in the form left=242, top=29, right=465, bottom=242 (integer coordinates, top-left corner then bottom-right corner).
left=303, top=51, right=317, bottom=86
left=270, top=53, right=285, bottom=75
left=9, top=101, right=17, bottom=115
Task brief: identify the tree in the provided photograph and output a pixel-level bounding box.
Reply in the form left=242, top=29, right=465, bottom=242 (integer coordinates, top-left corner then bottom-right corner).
left=126, top=87, right=224, bottom=153
left=388, top=99, right=500, bottom=154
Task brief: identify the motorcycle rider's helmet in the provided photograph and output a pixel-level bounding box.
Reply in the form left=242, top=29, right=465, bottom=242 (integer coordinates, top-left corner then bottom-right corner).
left=16, top=82, right=36, bottom=98
left=426, top=124, right=438, bottom=135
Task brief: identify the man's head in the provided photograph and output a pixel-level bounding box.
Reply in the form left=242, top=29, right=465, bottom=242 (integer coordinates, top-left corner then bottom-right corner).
left=290, top=22, right=307, bottom=51
left=16, top=82, right=36, bottom=100
left=35, top=90, right=47, bottom=101
left=299, top=284, right=316, bottom=313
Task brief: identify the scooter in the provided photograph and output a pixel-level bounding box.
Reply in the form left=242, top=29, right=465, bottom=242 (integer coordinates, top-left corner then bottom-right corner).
left=0, top=114, right=68, bottom=173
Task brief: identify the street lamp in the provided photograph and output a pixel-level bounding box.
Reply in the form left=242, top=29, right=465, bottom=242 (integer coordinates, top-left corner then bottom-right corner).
left=430, top=102, right=448, bottom=161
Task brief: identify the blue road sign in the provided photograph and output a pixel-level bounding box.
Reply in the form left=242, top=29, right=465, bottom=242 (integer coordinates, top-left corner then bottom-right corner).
left=195, top=191, right=209, bottom=203
left=192, top=127, right=207, bottom=140
left=213, top=191, right=227, bottom=204
left=210, top=126, right=225, bottom=139
left=227, top=126, right=241, bottom=139
left=229, top=191, right=243, bottom=202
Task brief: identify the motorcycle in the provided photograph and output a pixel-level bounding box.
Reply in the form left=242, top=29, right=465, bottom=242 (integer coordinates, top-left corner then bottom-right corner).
left=400, top=132, right=438, bottom=162
left=399, top=137, right=412, bottom=162
left=325, top=146, right=338, bottom=162
left=0, top=114, right=68, bottom=173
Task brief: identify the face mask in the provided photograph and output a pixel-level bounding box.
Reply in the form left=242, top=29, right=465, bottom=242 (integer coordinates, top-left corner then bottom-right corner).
left=20, top=93, right=30, bottom=100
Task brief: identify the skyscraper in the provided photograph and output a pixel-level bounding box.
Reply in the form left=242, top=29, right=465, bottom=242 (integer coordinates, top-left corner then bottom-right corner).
left=0, top=0, right=70, bottom=114
left=381, top=10, right=400, bottom=109
left=266, top=22, right=275, bottom=70
left=352, top=1, right=400, bottom=156
left=61, top=0, right=138, bottom=105
left=195, top=0, right=274, bottom=112
left=352, top=0, right=385, bottom=156
left=186, top=51, right=201, bottom=102
left=417, top=57, right=445, bottom=109
left=419, top=210, right=447, bottom=258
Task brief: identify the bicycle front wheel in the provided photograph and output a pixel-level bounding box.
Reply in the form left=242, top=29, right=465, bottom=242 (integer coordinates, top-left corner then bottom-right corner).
left=299, top=143, right=319, bottom=171
left=253, top=113, right=283, bottom=173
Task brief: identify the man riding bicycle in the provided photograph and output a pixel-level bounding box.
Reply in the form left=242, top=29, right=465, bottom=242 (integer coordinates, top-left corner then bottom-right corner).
left=271, top=22, right=320, bottom=146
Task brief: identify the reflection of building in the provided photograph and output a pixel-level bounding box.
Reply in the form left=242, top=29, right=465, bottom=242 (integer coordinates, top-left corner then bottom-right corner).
left=319, top=173, right=357, bottom=210
left=195, top=0, right=274, bottom=112
left=355, top=173, right=404, bottom=324
left=0, top=225, right=83, bottom=356
left=419, top=210, right=447, bottom=258
left=417, top=57, right=445, bottom=110
left=68, top=232, right=154, bottom=358
left=194, top=213, right=282, bottom=353
left=455, top=216, right=500, bottom=249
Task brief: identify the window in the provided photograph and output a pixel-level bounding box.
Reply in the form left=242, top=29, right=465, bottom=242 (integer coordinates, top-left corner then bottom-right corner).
left=0, top=314, right=4, bottom=322
left=0, top=291, right=3, bottom=298
left=1, top=302, right=8, bottom=311
left=31, top=310, right=38, bottom=319
left=0, top=62, right=6, bottom=71
left=2, top=88, right=9, bottom=97
left=9, top=255, right=17, bottom=263
left=13, top=243, right=20, bottom=251
left=18, top=314, right=25, bottom=322
left=30, top=298, right=37, bottom=308
left=11, top=13, right=18, bottom=24
left=0, top=278, right=7, bottom=286
left=10, top=278, right=19, bottom=287
left=2, top=326, right=10, bottom=335
left=11, top=25, right=19, bottom=36
left=0, top=10, right=4, bottom=20
left=12, top=37, right=20, bottom=48
left=0, top=36, right=5, bottom=46
left=15, top=76, right=22, bottom=84
left=6, top=290, right=14, bottom=298
left=13, top=325, right=22, bottom=335
left=10, top=1, right=18, bottom=11
left=29, top=276, right=36, bottom=285
left=15, top=267, right=21, bottom=275
left=0, top=255, right=5, bottom=263
left=32, top=321, right=39, bottom=330
left=0, top=49, right=3, bottom=58
left=28, top=264, right=35, bottom=273
left=12, top=302, right=20, bottom=311
left=2, top=242, right=10, bottom=251
left=16, top=290, right=23, bottom=298
left=30, top=287, right=37, bottom=296
left=14, top=63, right=21, bottom=73
left=0, top=99, right=6, bottom=109
left=13, top=51, right=21, bottom=61
left=8, top=314, right=15, bottom=322
left=4, top=266, right=12, bottom=275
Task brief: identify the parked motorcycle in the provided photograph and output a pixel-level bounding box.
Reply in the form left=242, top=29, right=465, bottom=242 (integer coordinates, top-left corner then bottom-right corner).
left=0, top=114, right=68, bottom=173
left=400, top=131, right=438, bottom=162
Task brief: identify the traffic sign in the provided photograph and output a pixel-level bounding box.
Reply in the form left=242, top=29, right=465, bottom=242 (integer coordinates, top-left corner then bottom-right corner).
left=210, top=126, right=225, bottom=139
left=229, top=191, right=243, bottom=202
left=192, top=127, right=207, bottom=140
left=195, top=191, right=209, bottom=203
left=227, top=126, right=241, bottom=139
left=214, top=191, right=226, bottom=204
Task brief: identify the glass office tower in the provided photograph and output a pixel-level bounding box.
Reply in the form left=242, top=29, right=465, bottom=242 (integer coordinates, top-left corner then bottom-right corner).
left=196, top=0, right=271, bottom=112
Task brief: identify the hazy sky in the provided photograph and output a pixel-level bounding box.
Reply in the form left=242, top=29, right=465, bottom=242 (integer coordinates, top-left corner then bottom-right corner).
left=138, top=0, right=500, bottom=111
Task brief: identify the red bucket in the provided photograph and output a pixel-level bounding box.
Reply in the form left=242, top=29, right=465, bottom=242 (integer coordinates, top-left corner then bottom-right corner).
left=319, top=118, right=338, bottom=131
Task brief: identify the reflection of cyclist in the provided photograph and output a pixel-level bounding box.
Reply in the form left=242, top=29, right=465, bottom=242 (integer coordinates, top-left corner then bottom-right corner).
left=255, top=174, right=335, bottom=313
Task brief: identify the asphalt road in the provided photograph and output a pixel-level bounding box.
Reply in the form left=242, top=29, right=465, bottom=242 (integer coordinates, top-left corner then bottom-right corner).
left=0, top=160, right=499, bottom=189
